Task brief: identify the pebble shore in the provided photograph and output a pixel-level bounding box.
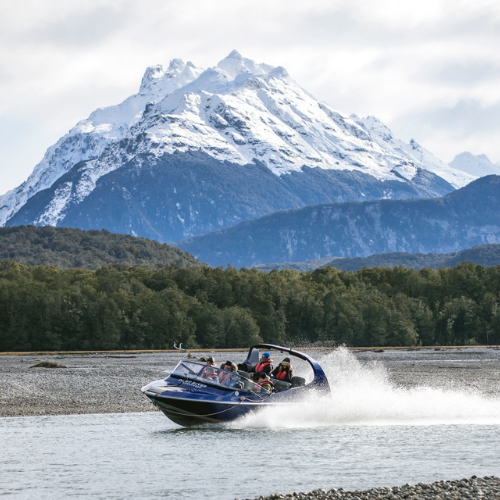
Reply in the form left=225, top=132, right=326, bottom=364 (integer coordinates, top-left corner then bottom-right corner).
left=1, top=347, right=500, bottom=417
left=246, top=476, right=500, bottom=500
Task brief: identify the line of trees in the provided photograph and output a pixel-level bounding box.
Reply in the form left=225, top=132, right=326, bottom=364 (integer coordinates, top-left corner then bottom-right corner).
left=1, top=261, right=500, bottom=351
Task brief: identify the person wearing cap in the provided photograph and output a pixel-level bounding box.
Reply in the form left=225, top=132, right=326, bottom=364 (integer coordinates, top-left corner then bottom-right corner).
left=272, top=357, right=293, bottom=382
left=257, top=372, right=274, bottom=392
left=250, top=352, right=273, bottom=380
left=219, top=360, right=237, bottom=385
left=200, top=356, right=219, bottom=382
left=205, top=356, right=216, bottom=367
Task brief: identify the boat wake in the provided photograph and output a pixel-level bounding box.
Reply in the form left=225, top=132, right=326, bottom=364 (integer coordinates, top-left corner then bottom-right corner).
left=228, top=348, right=500, bottom=429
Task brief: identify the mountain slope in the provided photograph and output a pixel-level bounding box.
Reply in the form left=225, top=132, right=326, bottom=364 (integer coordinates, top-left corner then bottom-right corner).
left=175, top=175, right=500, bottom=267
left=1, top=51, right=474, bottom=240
left=7, top=151, right=453, bottom=242
left=255, top=244, right=500, bottom=272
left=0, top=226, right=203, bottom=269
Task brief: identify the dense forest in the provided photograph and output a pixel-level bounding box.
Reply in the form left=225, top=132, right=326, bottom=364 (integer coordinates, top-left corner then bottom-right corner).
left=256, top=244, right=500, bottom=272
left=0, top=226, right=203, bottom=269
left=1, top=261, right=499, bottom=351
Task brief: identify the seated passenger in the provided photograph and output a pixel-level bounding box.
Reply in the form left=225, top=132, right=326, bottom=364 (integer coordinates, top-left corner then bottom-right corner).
left=257, top=372, right=274, bottom=392
left=200, top=366, right=220, bottom=383
left=250, top=352, right=273, bottom=380
left=272, top=357, right=293, bottom=382
left=205, top=356, right=216, bottom=367
left=219, top=360, right=237, bottom=385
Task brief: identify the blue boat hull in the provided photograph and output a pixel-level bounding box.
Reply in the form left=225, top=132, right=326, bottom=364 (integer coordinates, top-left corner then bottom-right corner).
left=146, top=392, right=263, bottom=426
left=144, top=382, right=316, bottom=426
left=142, top=344, right=330, bottom=427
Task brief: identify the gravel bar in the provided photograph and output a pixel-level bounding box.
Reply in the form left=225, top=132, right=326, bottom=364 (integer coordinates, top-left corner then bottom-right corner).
left=1, top=347, right=499, bottom=417
left=245, top=476, right=500, bottom=500
left=0, top=350, right=244, bottom=417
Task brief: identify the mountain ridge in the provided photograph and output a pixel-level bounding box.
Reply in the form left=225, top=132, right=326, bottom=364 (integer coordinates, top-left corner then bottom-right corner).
left=175, top=175, right=500, bottom=267
left=255, top=244, right=500, bottom=272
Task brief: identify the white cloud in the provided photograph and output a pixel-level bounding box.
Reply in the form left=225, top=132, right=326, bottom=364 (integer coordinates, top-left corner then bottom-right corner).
left=1, top=0, right=500, bottom=192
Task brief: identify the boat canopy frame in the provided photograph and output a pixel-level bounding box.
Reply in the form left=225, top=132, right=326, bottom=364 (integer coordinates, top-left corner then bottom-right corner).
left=242, top=343, right=330, bottom=390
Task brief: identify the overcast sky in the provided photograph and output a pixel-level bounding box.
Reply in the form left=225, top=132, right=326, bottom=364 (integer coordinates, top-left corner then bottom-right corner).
left=1, top=0, right=499, bottom=193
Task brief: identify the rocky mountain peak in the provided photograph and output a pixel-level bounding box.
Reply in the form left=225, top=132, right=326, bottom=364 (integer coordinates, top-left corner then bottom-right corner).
left=449, top=152, right=500, bottom=177
left=216, top=50, right=274, bottom=80
left=0, top=52, right=478, bottom=233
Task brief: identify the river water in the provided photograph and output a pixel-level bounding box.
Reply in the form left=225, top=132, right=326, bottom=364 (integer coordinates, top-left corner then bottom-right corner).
left=2, top=349, right=500, bottom=499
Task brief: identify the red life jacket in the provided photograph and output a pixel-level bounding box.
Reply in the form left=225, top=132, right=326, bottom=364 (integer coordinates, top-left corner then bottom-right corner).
left=258, top=380, right=274, bottom=391
left=254, top=360, right=271, bottom=373
left=274, top=369, right=288, bottom=380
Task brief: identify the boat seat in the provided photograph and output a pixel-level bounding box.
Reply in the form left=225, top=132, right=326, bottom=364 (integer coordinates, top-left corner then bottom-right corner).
left=237, top=371, right=254, bottom=391
left=290, top=376, right=305, bottom=387
left=273, top=380, right=291, bottom=392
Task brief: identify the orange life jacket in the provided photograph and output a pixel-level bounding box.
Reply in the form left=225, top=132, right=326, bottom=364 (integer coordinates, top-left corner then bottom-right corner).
left=254, top=360, right=271, bottom=373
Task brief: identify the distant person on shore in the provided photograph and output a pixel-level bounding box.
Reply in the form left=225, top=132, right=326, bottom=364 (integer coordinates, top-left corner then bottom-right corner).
left=250, top=352, right=273, bottom=380
left=272, top=357, right=293, bottom=382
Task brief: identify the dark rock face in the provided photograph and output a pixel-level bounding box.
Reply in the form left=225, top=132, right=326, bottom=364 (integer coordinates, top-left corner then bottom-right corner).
left=175, top=175, right=500, bottom=267
left=6, top=151, right=454, bottom=242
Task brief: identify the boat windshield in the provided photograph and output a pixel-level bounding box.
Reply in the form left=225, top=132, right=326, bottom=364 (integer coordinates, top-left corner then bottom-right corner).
left=171, top=361, right=267, bottom=393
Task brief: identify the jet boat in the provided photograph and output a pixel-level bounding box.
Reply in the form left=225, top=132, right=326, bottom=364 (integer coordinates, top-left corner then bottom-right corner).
left=142, top=343, right=330, bottom=426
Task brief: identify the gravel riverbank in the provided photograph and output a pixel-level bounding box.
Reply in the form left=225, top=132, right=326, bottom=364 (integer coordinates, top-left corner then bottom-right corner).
left=246, top=476, right=500, bottom=500
left=1, top=347, right=499, bottom=417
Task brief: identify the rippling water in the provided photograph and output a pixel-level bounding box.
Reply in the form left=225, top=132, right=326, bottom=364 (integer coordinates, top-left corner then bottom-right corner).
left=2, top=350, right=500, bottom=499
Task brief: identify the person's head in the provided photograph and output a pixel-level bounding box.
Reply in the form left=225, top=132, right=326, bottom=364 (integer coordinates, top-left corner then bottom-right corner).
left=261, top=352, right=270, bottom=361
left=281, top=357, right=291, bottom=369
left=205, top=356, right=216, bottom=367
left=224, top=360, right=236, bottom=372
left=258, top=372, right=270, bottom=381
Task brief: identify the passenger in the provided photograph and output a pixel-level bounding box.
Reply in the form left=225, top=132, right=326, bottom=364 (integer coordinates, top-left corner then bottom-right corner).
left=219, top=360, right=237, bottom=385
left=205, top=356, right=216, bottom=367
left=272, top=357, right=293, bottom=382
left=250, top=352, right=273, bottom=380
left=257, top=372, right=274, bottom=392
left=201, top=366, right=220, bottom=383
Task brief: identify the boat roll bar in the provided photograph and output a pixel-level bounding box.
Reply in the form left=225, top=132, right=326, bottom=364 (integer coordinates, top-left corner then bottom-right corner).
left=242, top=343, right=330, bottom=391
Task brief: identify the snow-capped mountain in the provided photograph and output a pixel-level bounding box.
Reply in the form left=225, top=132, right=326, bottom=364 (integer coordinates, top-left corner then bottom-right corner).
left=449, top=152, right=500, bottom=178
left=0, top=59, right=203, bottom=227
left=1, top=51, right=476, bottom=241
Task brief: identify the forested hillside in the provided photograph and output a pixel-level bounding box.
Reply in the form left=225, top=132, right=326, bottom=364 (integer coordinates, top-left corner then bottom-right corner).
left=0, top=226, right=203, bottom=269
left=1, top=261, right=499, bottom=351
left=176, top=175, right=500, bottom=267
left=256, top=244, right=500, bottom=272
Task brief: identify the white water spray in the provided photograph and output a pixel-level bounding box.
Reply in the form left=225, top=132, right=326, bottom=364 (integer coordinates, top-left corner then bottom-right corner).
left=230, top=348, right=500, bottom=429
